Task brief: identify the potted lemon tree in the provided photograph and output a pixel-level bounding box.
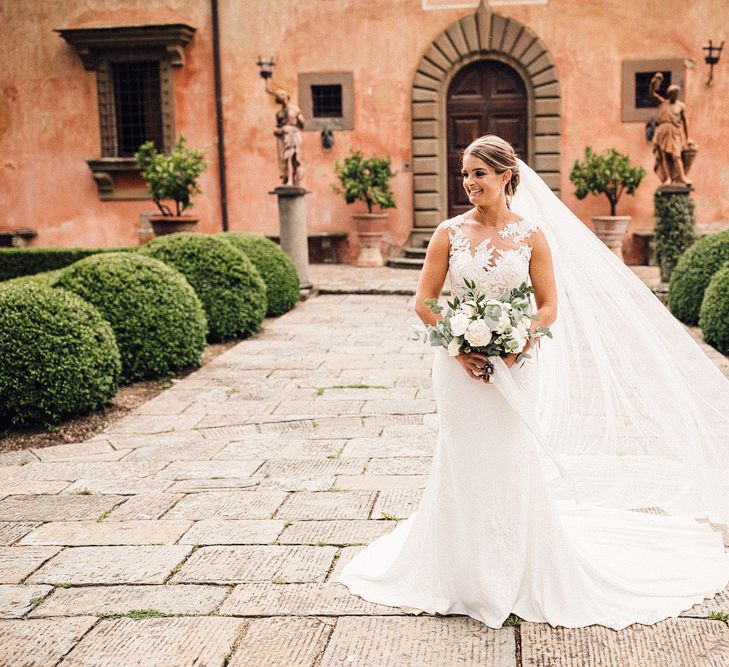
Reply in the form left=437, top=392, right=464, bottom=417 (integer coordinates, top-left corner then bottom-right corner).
left=569, top=147, right=645, bottom=261
left=332, top=149, right=397, bottom=267
left=135, top=134, right=209, bottom=236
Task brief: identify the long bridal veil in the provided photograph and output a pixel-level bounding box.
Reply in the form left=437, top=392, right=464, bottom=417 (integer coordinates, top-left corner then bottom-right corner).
left=511, top=158, right=729, bottom=526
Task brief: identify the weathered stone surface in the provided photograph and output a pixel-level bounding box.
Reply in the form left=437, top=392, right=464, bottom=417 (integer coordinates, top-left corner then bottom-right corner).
left=62, top=617, right=247, bottom=667
left=0, top=584, right=52, bottom=618
left=341, top=437, right=435, bottom=458
left=274, top=491, right=376, bottom=520
left=103, top=414, right=203, bottom=434
left=329, top=546, right=365, bottom=581
left=0, top=494, right=125, bottom=521
left=29, top=584, right=228, bottom=618
left=681, top=587, right=729, bottom=618
left=155, top=460, right=263, bottom=479
left=0, top=547, right=61, bottom=583
left=165, top=478, right=260, bottom=493
left=27, top=546, right=192, bottom=585
left=5, top=461, right=166, bottom=481
left=0, top=449, right=39, bottom=466
left=254, top=458, right=367, bottom=477
left=320, top=616, right=515, bottom=666
left=277, top=520, right=395, bottom=545
left=228, top=616, right=332, bottom=667
left=106, top=494, right=183, bottom=521
left=220, top=582, right=401, bottom=616
left=62, top=479, right=172, bottom=495
left=0, top=480, right=71, bottom=495
left=334, top=474, right=427, bottom=490
left=0, top=522, right=38, bottom=545
left=521, top=618, right=729, bottom=666
left=121, top=440, right=229, bottom=461
left=366, top=456, right=433, bottom=475
left=0, top=617, right=97, bottom=666
left=33, top=441, right=124, bottom=462
left=252, top=474, right=336, bottom=492
left=172, top=545, right=336, bottom=584
left=371, top=489, right=423, bottom=519
left=19, top=520, right=191, bottom=546
left=164, top=491, right=287, bottom=520
left=179, top=519, right=284, bottom=545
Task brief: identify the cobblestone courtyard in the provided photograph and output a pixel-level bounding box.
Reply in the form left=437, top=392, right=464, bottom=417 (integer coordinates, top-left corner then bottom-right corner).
left=1, top=271, right=728, bottom=665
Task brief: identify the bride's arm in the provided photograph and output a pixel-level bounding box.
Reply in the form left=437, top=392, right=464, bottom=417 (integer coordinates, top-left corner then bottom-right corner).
left=526, top=228, right=558, bottom=340
left=414, top=224, right=450, bottom=327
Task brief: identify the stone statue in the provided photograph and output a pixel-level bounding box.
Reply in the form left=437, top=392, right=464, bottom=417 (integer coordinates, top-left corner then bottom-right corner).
left=649, top=73, right=697, bottom=186
left=265, top=84, right=305, bottom=187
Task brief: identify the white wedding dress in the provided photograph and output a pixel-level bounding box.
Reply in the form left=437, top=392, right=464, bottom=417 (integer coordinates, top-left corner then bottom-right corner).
left=337, top=212, right=729, bottom=631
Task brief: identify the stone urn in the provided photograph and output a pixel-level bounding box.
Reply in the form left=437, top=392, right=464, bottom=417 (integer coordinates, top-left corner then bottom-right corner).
left=591, top=215, right=631, bottom=261
left=149, top=215, right=199, bottom=237
left=353, top=213, right=388, bottom=267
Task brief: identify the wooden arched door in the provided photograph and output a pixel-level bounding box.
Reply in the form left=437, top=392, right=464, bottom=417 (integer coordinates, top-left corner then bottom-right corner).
left=447, top=60, right=528, bottom=218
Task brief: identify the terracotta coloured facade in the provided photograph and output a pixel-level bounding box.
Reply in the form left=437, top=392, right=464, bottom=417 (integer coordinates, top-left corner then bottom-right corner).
left=1, top=0, right=727, bottom=263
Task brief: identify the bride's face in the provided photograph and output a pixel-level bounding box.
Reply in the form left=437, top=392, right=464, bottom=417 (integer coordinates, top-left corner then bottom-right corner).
left=461, top=154, right=508, bottom=206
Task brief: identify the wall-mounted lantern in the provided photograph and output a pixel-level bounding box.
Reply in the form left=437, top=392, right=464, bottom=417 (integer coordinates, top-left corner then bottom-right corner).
left=703, top=40, right=724, bottom=85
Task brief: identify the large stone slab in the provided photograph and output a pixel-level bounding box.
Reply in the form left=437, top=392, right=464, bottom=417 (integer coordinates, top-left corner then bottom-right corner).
left=106, top=494, right=183, bottom=520
left=521, top=618, right=729, bottom=666
left=164, top=490, right=287, bottom=520
left=0, top=546, right=61, bottom=583
left=254, top=458, right=367, bottom=477
left=179, top=519, right=285, bottom=545
left=341, top=437, right=435, bottom=458
left=0, top=450, right=39, bottom=466
left=121, top=440, right=229, bottom=461
left=366, top=456, right=433, bottom=475
left=220, top=582, right=402, bottom=616
left=62, top=617, right=247, bottom=667
left=0, top=494, right=125, bottom=521
left=277, top=520, right=395, bottom=545
left=329, top=546, right=365, bottom=581
left=0, top=480, right=72, bottom=495
left=61, top=479, right=172, bottom=495
left=32, top=441, right=124, bottom=462
left=29, top=584, right=228, bottom=618
left=334, top=474, right=427, bottom=490
left=102, top=414, right=203, bottom=434
left=228, top=616, right=333, bottom=667
left=320, top=616, right=515, bottom=666
left=371, top=489, right=423, bottom=519
left=0, top=617, right=97, bottom=666
left=155, top=460, right=263, bottom=479
left=172, top=545, right=336, bottom=584
left=19, top=520, right=191, bottom=546
left=274, top=491, right=376, bottom=520
left=0, top=584, right=52, bottom=618
left=165, top=478, right=259, bottom=493
left=0, top=522, right=38, bottom=545
left=5, top=461, right=166, bottom=481
left=256, top=474, right=337, bottom=492
left=26, top=545, right=192, bottom=585
left=681, top=587, right=729, bottom=618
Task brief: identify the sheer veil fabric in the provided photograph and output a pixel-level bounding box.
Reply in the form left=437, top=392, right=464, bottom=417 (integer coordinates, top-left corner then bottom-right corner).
left=337, top=159, right=729, bottom=631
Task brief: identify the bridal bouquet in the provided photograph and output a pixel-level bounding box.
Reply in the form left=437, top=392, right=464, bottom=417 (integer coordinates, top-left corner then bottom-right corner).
left=418, top=278, right=552, bottom=382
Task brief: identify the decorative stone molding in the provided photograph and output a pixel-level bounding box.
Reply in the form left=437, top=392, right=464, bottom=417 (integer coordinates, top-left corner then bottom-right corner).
left=411, top=5, right=562, bottom=233
left=86, top=158, right=150, bottom=201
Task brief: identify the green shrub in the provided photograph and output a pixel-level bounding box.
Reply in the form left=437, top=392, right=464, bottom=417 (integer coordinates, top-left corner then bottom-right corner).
left=138, top=233, right=267, bottom=341
left=56, top=253, right=207, bottom=383
left=654, top=191, right=697, bottom=282
left=0, top=247, right=129, bottom=282
left=668, top=230, right=729, bottom=325
left=699, top=264, right=729, bottom=354
left=218, top=232, right=299, bottom=316
left=2, top=268, right=65, bottom=288
left=0, top=283, right=121, bottom=428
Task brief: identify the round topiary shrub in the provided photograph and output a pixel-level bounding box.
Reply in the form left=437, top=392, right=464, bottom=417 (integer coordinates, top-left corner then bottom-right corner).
left=138, top=232, right=267, bottom=341
left=218, top=232, right=299, bottom=316
left=55, top=252, right=207, bottom=384
left=668, top=229, right=729, bottom=325
left=0, top=283, right=121, bottom=428
left=698, top=263, right=729, bottom=355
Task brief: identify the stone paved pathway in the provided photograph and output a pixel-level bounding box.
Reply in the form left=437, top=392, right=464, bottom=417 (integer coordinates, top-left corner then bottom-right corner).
left=1, top=282, right=728, bottom=665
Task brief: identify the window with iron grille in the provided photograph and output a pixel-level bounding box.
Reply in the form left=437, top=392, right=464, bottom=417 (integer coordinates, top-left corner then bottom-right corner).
left=311, top=84, right=343, bottom=118
left=111, top=60, right=164, bottom=156
left=635, top=70, right=672, bottom=109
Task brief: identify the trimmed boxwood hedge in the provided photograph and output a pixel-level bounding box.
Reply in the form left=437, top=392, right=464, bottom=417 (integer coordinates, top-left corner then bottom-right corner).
left=0, top=283, right=121, bottom=428
left=0, top=247, right=130, bottom=282
left=218, top=232, right=299, bottom=316
left=668, top=229, right=729, bottom=325
left=56, top=252, right=208, bottom=383
left=138, top=232, right=267, bottom=341
left=699, top=264, right=729, bottom=355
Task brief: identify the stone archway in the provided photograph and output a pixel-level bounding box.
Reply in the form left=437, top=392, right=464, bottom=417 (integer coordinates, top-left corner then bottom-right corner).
left=409, top=5, right=561, bottom=247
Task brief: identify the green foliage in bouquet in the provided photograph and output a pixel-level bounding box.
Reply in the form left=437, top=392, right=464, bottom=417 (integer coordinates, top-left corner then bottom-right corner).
left=569, top=146, right=645, bottom=216
left=135, top=134, right=209, bottom=216
left=332, top=149, right=397, bottom=213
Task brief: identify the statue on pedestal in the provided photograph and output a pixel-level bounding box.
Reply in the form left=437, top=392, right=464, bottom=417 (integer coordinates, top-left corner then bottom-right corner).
left=649, top=73, right=697, bottom=187
left=265, top=85, right=305, bottom=187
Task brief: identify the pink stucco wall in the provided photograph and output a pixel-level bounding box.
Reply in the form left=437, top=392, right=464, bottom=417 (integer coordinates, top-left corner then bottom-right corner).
left=1, top=0, right=727, bottom=262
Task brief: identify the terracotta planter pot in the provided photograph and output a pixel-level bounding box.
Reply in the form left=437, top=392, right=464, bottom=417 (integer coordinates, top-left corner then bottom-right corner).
left=149, top=215, right=199, bottom=237
left=352, top=213, right=388, bottom=267
left=591, top=215, right=631, bottom=262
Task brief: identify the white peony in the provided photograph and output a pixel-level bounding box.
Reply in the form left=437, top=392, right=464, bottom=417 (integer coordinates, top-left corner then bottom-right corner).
left=447, top=336, right=462, bottom=356
left=496, top=314, right=512, bottom=334
left=449, top=312, right=470, bottom=336
left=465, top=319, right=493, bottom=347
left=460, top=302, right=475, bottom=317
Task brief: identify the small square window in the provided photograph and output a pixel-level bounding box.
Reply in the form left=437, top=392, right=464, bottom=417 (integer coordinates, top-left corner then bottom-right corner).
left=311, top=84, right=343, bottom=118
left=622, top=59, right=684, bottom=123
left=298, top=72, right=353, bottom=131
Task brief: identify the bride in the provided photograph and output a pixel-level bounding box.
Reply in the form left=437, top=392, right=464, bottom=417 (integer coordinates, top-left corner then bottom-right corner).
left=337, top=134, right=729, bottom=630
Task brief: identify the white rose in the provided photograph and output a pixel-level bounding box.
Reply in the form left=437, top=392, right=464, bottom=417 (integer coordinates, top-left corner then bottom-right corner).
left=447, top=336, right=462, bottom=356
left=460, top=302, right=475, bottom=317
left=449, top=312, right=470, bottom=336
left=465, top=319, right=493, bottom=347
left=496, top=314, right=512, bottom=334
left=511, top=328, right=527, bottom=352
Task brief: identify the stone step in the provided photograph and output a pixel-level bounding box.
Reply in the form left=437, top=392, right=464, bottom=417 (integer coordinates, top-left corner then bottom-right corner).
left=403, top=246, right=427, bottom=259
left=386, top=256, right=424, bottom=270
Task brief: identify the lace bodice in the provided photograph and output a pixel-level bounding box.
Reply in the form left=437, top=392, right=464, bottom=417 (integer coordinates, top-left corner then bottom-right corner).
left=443, top=213, right=539, bottom=299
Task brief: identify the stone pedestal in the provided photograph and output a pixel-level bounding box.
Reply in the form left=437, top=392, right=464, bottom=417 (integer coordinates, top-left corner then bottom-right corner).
left=268, top=186, right=312, bottom=290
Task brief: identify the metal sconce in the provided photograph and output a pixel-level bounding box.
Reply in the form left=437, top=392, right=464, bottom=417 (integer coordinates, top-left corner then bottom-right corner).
left=321, top=125, right=334, bottom=150
left=256, top=55, right=276, bottom=79
left=703, top=40, right=724, bottom=85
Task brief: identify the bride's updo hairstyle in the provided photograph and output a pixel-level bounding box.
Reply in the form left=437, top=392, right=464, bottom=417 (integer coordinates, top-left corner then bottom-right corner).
left=462, top=135, right=520, bottom=207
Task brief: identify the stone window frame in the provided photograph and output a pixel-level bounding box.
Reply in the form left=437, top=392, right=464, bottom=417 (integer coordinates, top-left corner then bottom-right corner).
left=56, top=24, right=195, bottom=200
left=298, top=72, right=354, bottom=131
left=621, top=59, right=685, bottom=123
